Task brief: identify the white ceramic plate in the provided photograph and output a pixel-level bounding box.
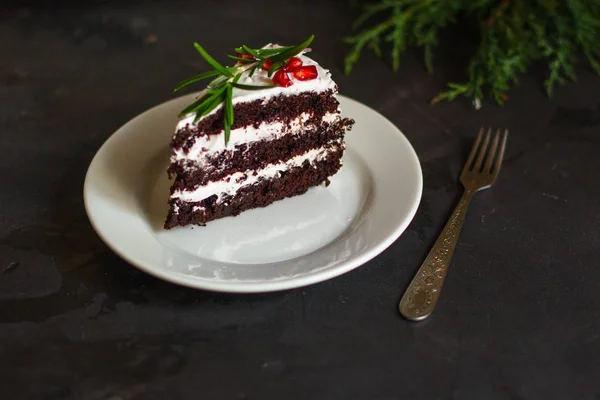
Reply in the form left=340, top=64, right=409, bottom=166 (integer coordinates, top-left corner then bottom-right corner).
left=84, top=94, right=422, bottom=292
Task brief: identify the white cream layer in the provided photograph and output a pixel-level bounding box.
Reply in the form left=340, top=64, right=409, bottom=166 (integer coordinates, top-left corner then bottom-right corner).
left=175, top=45, right=337, bottom=132
left=174, top=112, right=339, bottom=164
left=172, top=143, right=341, bottom=203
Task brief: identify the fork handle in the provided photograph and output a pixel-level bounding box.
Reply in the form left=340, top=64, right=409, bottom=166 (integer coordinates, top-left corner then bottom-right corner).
left=399, top=189, right=474, bottom=320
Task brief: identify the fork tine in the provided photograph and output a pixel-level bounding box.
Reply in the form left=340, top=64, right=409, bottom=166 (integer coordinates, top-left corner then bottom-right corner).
left=492, top=129, right=509, bottom=177
left=462, top=127, right=484, bottom=175
left=473, top=128, right=492, bottom=171
left=483, top=129, right=501, bottom=173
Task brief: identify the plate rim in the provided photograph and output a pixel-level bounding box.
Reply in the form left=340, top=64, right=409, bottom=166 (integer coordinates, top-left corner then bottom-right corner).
left=83, top=94, right=423, bottom=293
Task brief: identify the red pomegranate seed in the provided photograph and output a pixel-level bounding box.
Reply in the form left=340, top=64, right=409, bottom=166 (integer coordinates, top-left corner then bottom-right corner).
left=236, top=53, right=255, bottom=63
left=261, top=59, right=274, bottom=71
left=292, top=65, right=318, bottom=80
left=272, top=70, right=293, bottom=87
left=283, top=57, right=303, bottom=71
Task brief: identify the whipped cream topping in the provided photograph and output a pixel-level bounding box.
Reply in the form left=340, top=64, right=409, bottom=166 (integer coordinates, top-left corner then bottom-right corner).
left=172, top=142, right=342, bottom=203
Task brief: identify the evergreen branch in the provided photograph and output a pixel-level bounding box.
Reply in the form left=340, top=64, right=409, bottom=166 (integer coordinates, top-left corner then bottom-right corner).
left=345, top=19, right=396, bottom=74
left=345, top=0, right=600, bottom=107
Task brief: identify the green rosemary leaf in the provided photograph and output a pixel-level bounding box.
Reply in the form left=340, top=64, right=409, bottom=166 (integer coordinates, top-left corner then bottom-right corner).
left=242, top=45, right=261, bottom=59
left=224, top=85, right=234, bottom=145
left=231, top=82, right=276, bottom=90
left=208, top=74, right=229, bottom=89
left=248, top=65, right=257, bottom=77
left=267, top=35, right=314, bottom=63
left=207, top=80, right=231, bottom=94
left=193, top=42, right=233, bottom=77
left=194, top=91, right=225, bottom=124
left=225, top=86, right=234, bottom=124
left=173, top=70, right=222, bottom=92
left=254, top=46, right=293, bottom=57
left=227, top=55, right=254, bottom=62
left=205, top=92, right=226, bottom=115
left=236, top=46, right=294, bottom=58
left=207, top=87, right=224, bottom=95
left=211, top=84, right=229, bottom=95
left=191, top=88, right=227, bottom=117
left=233, top=73, right=242, bottom=83
left=268, top=61, right=283, bottom=77
left=178, top=93, right=210, bottom=117
left=207, top=67, right=239, bottom=88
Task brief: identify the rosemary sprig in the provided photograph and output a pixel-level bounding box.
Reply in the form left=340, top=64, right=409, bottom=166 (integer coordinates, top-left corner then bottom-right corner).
left=175, top=35, right=315, bottom=146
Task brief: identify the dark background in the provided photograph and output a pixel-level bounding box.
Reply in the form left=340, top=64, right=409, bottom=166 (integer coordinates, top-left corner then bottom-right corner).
left=1, top=1, right=600, bottom=399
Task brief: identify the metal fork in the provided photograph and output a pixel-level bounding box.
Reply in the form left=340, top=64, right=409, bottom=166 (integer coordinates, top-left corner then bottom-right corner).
left=399, top=127, right=508, bottom=321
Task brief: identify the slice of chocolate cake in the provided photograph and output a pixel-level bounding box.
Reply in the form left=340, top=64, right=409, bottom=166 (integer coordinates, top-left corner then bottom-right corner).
left=165, top=36, right=354, bottom=229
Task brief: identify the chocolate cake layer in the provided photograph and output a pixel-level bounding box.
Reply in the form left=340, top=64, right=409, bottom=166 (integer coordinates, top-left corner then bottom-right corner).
left=168, top=118, right=353, bottom=192
left=172, top=90, right=339, bottom=152
left=164, top=146, right=344, bottom=229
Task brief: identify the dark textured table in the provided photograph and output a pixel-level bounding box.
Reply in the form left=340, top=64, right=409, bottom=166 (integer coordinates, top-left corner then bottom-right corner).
left=2, top=1, right=600, bottom=399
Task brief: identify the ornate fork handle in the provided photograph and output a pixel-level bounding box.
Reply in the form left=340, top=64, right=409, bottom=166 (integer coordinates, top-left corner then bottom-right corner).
left=399, top=189, right=474, bottom=320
